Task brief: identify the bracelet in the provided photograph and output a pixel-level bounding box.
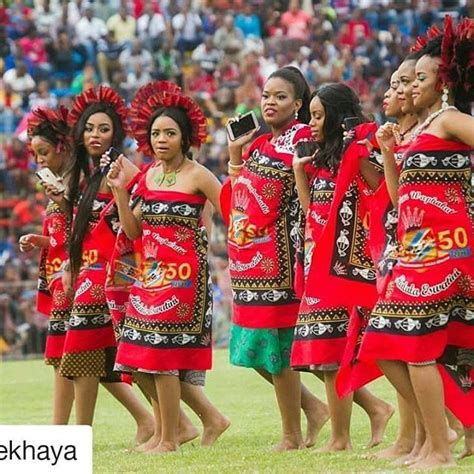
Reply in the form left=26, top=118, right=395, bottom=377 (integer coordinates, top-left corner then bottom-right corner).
left=228, top=162, right=245, bottom=169
left=228, top=165, right=242, bottom=177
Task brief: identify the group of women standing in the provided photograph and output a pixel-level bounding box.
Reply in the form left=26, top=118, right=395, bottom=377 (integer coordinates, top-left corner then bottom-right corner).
left=20, top=14, right=472, bottom=468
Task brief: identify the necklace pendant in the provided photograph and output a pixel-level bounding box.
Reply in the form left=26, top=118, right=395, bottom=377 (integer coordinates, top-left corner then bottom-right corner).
left=164, top=172, right=177, bottom=187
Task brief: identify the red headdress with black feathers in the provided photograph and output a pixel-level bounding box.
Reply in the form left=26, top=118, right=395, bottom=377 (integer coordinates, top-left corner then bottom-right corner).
left=27, top=105, right=71, bottom=152
left=410, top=23, right=442, bottom=53
left=130, top=81, right=207, bottom=157
left=68, top=85, right=130, bottom=134
left=439, top=16, right=474, bottom=96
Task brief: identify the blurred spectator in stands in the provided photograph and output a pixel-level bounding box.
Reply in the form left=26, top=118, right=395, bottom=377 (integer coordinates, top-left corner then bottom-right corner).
left=191, top=34, right=221, bottom=74
left=155, top=40, right=182, bottom=82
left=33, top=0, right=57, bottom=37
left=52, top=0, right=76, bottom=39
left=67, top=0, right=84, bottom=26
left=137, top=0, right=168, bottom=52
left=172, top=0, right=203, bottom=54
left=0, top=26, right=13, bottom=73
left=3, top=59, right=36, bottom=97
left=28, top=79, right=58, bottom=109
left=216, top=56, right=240, bottom=89
left=187, top=62, right=221, bottom=117
left=234, top=74, right=261, bottom=115
left=0, top=83, right=23, bottom=135
left=235, top=3, right=262, bottom=39
left=213, top=14, right=244, bottom=62
left=5, top=138, right=30, bottom=197
left=118, top=37, right=153, bottom=76
left=120, top=62, right=152, bottom=100
left=7, top=0, right=32, bottom=40
left=280, top=0, right=312, bottom=45
left=97, top=30, right=127, bottom=85
left=17, top=22, right=51, bottom=80
left=70, top=63, right=98, bottom=94
left=10, top=193, right=45, bottom=238
left=347, top=8, right=372, bottom=47
left=106, top=4, right=136, bottom=48
left=75, top=2, right=107, bottom=65
left=47, top=29, right=87, bottom=85
left=311, top=45, right=338, bottom=85
left=94, top=0, right=115, bottom=22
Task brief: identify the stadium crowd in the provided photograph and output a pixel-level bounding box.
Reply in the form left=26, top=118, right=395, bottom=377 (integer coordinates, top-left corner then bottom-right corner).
left=0, top=0, right=470, bottom=357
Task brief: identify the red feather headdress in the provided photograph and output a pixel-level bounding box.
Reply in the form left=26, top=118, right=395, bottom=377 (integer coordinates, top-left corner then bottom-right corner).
left=439, top=16, right=474, bottom=96
left=130, top=81, right=207, bottom=157
left=410, top=23, right=442, bottom=53
left=68, top=85, right=130, bottom=134
left=27, top=105, right=71, bottom=151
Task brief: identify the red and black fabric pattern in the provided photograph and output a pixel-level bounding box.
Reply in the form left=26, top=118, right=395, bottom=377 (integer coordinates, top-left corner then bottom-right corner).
left=37, top=201, right=72, bottom=362
left=221, top=121, right=313, bottom=329
left=291, top=123, right=380, bottom=370
left=360, top=134, right=473, bottom=363
left=115, top=186, right=213, bottom=372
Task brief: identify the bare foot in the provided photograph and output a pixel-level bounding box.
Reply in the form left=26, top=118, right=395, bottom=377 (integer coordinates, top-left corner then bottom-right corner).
left=459, top=430, right=474, bottom=460
left=398, top=440, right=429, bottom=467
left=366, top=402, right=395, bottom=448
left=272, top=433, right=306, bottom=452
left=201, top=415, right=231, bottom=447
left=303, top=399, right=330, bottom=448
left=409, top=452, right=454, bottom=470
left=317, top=439, right=352, bottom=452
left=145, top=441, right=179, bottom=455
left=132, top=434, right=160, bottom=453
left=373, top=440, right=414, bottom=460
left=178, top=424, right=199, bottom=445
left=135, top=417, right=155, bottom=445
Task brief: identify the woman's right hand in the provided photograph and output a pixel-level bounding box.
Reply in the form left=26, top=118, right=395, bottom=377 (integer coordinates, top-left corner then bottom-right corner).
left=376, top=122, right=398, bottom=153
left=19, top=234, right=41, bottom=252
left=226, top=116, right=260, bottom=151
left=106, top=156, right=128, bottom=190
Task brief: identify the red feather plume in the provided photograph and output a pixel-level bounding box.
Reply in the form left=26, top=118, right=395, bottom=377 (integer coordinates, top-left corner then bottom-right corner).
left=130, top=81, right=207, bottom=157
left=68, top=85, right=130, bottom=134
left=27, top=105, right=71, bottom=152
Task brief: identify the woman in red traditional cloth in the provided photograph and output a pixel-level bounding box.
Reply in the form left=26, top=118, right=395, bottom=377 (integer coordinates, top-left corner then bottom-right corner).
left=59, top=86, right=154, bottom=440
left=107, top=81, right=229, bottom=454
left=19, top=106, right=74, bottom=424
left=360, top=17, right=474, bottom=469
left=290, top=83, right=393, bottom=452
left=222, top=66, right=329, bottom=450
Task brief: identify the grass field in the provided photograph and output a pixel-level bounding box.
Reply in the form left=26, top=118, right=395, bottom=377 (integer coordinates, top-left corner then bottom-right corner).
left=1, top=350, right=473, bottom=473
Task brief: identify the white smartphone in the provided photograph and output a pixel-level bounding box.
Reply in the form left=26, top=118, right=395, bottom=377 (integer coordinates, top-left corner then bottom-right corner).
left=35, top=167, right=66, bottom=193
left=226, top=111, right=260, bottom=141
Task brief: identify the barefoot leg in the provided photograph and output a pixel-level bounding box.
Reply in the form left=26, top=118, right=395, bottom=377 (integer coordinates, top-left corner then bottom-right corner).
left=133, top=372, right=198, bottom=447
left=375, top=392, right=415, bottom=459
left=445, top=408, right=463, bottom=448
left=459, top=427, right=474, bottom=460
left=52, top=368, right=74, bottom=424
left=102, top=381, right=154, bottom=445
left=353, top=387, right=395, bottom=448
left=255, top=368, right=328, bottom=447
left=408, top=364, right=454, bottom=470
left=318, top=370, right=352, bottom=452
left=74, top=376, right=100, bottom=425
left=272, top=368, right=304, bottom=451
left=180, top=383, right=230, bottom=446
left=146, top=374, right=180, bottom=454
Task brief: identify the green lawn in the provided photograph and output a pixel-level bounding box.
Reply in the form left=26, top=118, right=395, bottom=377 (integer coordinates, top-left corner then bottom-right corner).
left=1, top=350, right=473, bottom=473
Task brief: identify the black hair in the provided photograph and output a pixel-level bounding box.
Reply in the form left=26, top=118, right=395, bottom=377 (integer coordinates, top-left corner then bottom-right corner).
left=68, top=102, right=125, bottom=278
left=402, top=49, right=425, bottom=63
left=311, top=83, right=369, bottom=174
left=30, top=121, right=68, bottom=148
left=147, top=106, right=193, bottom=159
left=421, top=34, right=471, bottom=112
left=267, top=66, right=311, bottom=124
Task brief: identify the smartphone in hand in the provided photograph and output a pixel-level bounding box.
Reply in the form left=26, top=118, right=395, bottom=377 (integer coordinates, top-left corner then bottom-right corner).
left=101, top=147, right=121, bottom=175
left=295, top=140, right=320, bottom=158
left=343, top=117, right=361, bottom=132
left=226, top=111, right=260, bottom=141
left=35, top=167, right=66, bottom=193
